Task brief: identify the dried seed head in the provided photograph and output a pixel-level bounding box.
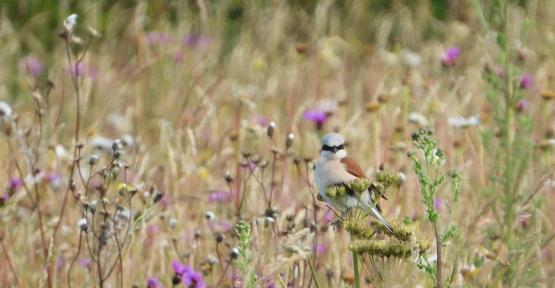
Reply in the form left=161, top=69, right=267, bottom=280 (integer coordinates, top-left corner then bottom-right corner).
left=267, top=121, right=276, bottom=138
left=224, top=170, right=233, bottom=183
left=205, top=210, right=215, bottom=221
left=230, top=247, right=240, bottom=259
left=63, top=14, right=78, bottom=33
left=169, top=218, right=177, bottom=229
left=286, top=133, right=295, bottom=148
left=88, top=154, right=99, bottom=166
left=215, top=233, right=224, bottom=243
left=78, top=218, right=88, bottom=231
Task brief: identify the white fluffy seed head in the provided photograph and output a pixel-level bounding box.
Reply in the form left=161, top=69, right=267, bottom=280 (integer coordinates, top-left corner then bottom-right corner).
left=78, top=218, right=88, bottom=231
left=64, top=14, right=78, bottom=33
left=204, top=210, right=215, bottom=221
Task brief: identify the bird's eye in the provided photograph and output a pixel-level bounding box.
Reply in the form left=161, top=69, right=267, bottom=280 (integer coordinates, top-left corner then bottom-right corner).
left=322, top=145, right=333, bottom=151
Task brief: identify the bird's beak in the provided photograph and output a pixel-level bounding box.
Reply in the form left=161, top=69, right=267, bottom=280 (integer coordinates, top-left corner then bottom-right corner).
left=331, top=146, right=338, bottom=153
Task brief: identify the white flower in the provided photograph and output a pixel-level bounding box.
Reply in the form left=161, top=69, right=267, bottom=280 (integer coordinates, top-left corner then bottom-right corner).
left=448, top=116, right=480, bottom=128
left=116, top=207, right=131, bottom=221
left=408, top=112, right=429, bottom=127
left=64, top=14, right=78, bottom=33
left=401, top=49, right=422, bottom=68
left=0, top=101, right=12, bottom=119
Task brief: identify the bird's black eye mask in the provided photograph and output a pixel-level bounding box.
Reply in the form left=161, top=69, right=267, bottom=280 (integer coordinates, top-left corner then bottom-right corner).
left=321, top=144, right=344, bottom=152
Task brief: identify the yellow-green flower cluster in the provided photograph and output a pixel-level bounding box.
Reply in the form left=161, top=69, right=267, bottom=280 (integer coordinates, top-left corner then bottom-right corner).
left=324, top=178, right=372, bottom=199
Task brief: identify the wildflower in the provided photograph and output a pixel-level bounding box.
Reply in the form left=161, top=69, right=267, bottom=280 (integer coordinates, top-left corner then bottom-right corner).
left=434, top=198, right=442, bottom=212
left=441, top=47, right=460, bottom=66
left=45, top=172, right=62, bottom=187
left=63, top=14, right=78, bottom=33
left=146, top=32, right=174, bottom=45
left=496, top=67, right=505, bottom=78
left=172, top=260, right=207, bottom=288
left=207, top=190, right=233, bottom=203
left=88, top=155, right=99, bottom=166
left=67, top=63, right=97, bottom=79
left=8, top=177, right=22, bottom=192
left=183, top=34, right=210, bottom=49
left=516, top=99, right=529, bottom=112
left=401, top=49, right=421, bottom=68
left=303, top=109, right=328, bottom=129
left=324, top=211, right=334, bottom=223
left=224, top=170, right=233, bottom=183
left=23, top=56, right=43, bottom=78
left=519, top=74, right=533, bottom=90
left=316, top=243, right=326, bottom=255
left=147, top=277, right=164, bottom=288
left=79, top=258, right=91, bottom=268
left=448, top=116, right=480, bottom=128
left=0, top=101, right=13, bottom=119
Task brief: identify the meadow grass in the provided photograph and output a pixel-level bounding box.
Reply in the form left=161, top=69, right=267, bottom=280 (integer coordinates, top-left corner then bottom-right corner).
left=1, top=1, right=554, bottom=287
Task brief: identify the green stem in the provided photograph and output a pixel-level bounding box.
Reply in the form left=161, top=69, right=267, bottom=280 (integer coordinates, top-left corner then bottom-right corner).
left=353, top=252, right=361, bottom=288
left=307, top=258, right=321, bottom=288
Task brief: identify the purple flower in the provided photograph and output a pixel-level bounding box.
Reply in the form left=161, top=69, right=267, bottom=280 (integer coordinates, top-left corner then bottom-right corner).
left=45, top=173, right=62, bottom=187
left=23, top=56, right=43, bottom=77
left=147, top=277, right=164, bottom=288
left=254, top=115, right=270, bottom=127
left=316, top=243, right=326, bottom=255
left=516, top=99, right=529, bottom=112
left=172, top=260, right=206, bottom=288
left=496, top=67, right=505, bottom=78
left=324, top=211, right=334, bottom=223
left=207, top=190, right=233, bottom=203
left=146, top=32, right=174, bottom=45
left=67, top=63, right=97, bottom=79
left=183, top=34, right=210, bottom=49
left=434, top=198, right=442, bottom=212
left=303, top=109, right=328, bottom=129
left=519, top=74, right=533, bottom=90
left=9, top=177, right=22, bottom=191
left=79, top=258, right=91, bottom=269
left=441, top=47, right=460, bottom=66
left=56, top=256, right=65, bottom=271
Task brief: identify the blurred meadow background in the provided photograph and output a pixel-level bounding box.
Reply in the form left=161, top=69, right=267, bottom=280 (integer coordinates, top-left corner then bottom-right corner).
left=1, top=0, right=555, bottom=287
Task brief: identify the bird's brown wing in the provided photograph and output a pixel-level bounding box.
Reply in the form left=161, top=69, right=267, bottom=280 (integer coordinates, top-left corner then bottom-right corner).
left=340, top=157, right=366, bottom=178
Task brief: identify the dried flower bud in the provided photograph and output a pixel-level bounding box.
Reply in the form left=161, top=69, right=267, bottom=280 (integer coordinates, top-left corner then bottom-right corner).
left=88, top=154, right=99, bottom=166
left=215, top=233, right=224, bottom=243
left=116, top=206, right=131, bottom=221
left=286, top=133, right=295, bottom=148
left=267, top=121, right=276, bottom=138
left=224, top=170, right=233, bottom=183
left=87, top=25, right=101, bottom=37
left=78, top=218, right=88, bottom=231
left=204, top=210, right=215, bottom=221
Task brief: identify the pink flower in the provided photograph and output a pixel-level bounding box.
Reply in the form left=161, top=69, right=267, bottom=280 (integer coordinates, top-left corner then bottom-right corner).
left=519, top=74, right=533, bottom=90
left=147, top=277, right=164, bottom=288
left=23, top=56, right=43, bottom=77
left=67, top=63, right=97, bottom=79
left=434, top=198, right=442, bottom=212
left=316, top=243, right=326, bottom=255
left=172, top=260, right=206, bottom=288
left=146, top=32, right=174, bottom=45
left=183, top=34, right=210, bottom=49
left=207, top=190, right=233, bottom=203
left=516, top=99, right=529, bottom=112
left=441, top=47, right=460, bottom=66
left=324, top=211, right=334, bottom=223
left=303, top=109, right=329, bottom=129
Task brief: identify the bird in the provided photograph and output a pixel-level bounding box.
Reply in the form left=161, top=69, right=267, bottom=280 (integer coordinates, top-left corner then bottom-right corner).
left=314, top=132, right=394, bottom=233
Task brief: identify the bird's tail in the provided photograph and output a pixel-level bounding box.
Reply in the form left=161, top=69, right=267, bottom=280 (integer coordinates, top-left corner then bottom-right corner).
left=368, top=206, right=394, bottom=234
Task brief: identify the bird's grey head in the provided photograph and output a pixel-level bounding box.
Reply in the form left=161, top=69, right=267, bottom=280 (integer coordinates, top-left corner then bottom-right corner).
left=320, top=133, right=347, bottom=160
